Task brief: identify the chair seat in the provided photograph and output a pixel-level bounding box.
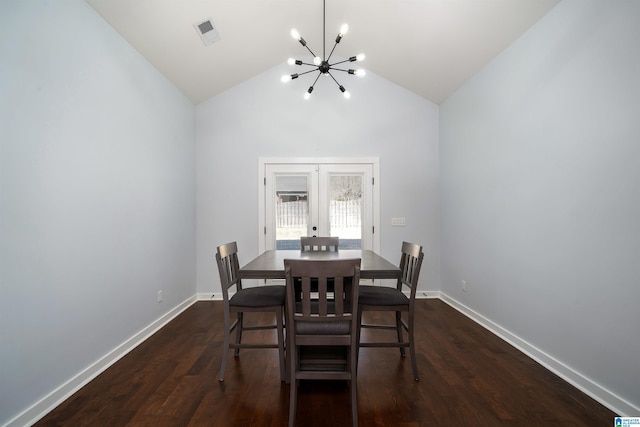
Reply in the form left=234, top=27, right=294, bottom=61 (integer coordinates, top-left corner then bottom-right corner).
left=358, top=285, right=409, bottom=306
left=230, top=285, right=286, bottom=307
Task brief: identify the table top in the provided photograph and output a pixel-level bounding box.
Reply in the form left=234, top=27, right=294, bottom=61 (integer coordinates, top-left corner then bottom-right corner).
left=239, top=249, right=400, bottom=280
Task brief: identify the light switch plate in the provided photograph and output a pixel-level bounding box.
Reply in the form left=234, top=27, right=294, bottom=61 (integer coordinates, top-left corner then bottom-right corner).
left=391, top=217, right=406, bottom=226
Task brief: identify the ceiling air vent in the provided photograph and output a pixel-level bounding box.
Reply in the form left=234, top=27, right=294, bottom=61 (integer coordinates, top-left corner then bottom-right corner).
left=194, top=18, right=221, bottom=46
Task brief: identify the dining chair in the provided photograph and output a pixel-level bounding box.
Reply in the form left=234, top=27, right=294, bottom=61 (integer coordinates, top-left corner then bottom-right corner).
left=300, top=236, right=339, bottom=252
left=215, top=242, right=286, bottom=382
left=284, top=258, right=361, bottom=427
left=299, top=236, right=340, bottom=299
left=357, top=241, right=424, bottom=381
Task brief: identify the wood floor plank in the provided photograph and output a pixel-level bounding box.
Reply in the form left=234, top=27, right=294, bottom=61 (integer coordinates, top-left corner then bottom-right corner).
left=34, top=300, right=616, bottom=426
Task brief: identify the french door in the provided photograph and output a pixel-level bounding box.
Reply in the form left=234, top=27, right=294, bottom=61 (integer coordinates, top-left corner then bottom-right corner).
left=259, top=158, right=379, bottom=253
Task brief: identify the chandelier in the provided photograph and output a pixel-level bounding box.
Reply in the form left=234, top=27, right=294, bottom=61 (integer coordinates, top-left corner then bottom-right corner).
left=281, top=0, right=365, bottom=100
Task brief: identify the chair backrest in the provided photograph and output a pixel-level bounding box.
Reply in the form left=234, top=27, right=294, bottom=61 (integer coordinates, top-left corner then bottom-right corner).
left=216, top=242, right=242, bottom=302
left=300, top=236, right=339, bottom=252
left=397, top=241, right=424, bottom=299
left=284, top=258, right=361, bottom=345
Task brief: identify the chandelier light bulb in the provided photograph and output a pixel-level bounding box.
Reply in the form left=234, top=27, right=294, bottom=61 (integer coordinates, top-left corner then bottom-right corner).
left=356, top=53, right=366, bottom=61
left=304, top=87, right=314, bottom=100
left=281, top=75, right=291, bottom=83
left=356, top=69, right=366, bottom=77
left=339, top=85, right=351, bottom=99
left=287, top=58, right=295, bottom=66
left=290, top=29, right=300, bottom=40
left=313, top=56, right=322, bottom=66
left=340, top=23, right=349, bottom=35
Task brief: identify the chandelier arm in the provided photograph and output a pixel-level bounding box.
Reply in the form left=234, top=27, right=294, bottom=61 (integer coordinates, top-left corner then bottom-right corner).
left=326, top=41, right=340, bottom=63
left=297, top=68, right=322, bottom=77
left=330, top=58, right=351, bottom=66
left=326, top=71, right=343, bottom=89
left=303, top=45, right=319, bottom=58
left=310, top=72, right=322, bottom=89
left=328, top=67, right=352, bottom=73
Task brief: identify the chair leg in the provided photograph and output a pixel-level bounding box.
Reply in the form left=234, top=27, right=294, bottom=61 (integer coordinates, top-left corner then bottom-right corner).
left=234, top=312, right=243, bottom=357
left=219, top=309, right=231, bottom=382
left=396, top=311, right=406, bottom=357
left=350, top=379, right=358, bottom=427
left=285, top=306, right=291, bottom=384
left=276, top=307, right=286, bottom=382
left=288, top=370, right=298, bottom=427
left=350, top=347, right=359, bottom=427
left=356, top=309, right=362, bottom=373
left=408, top=308, right=419, bottom=381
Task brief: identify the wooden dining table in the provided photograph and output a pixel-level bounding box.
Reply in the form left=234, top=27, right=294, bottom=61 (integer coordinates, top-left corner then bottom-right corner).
left=238, top=249, right=401, bottom=281
left=238, top=249, right=400, bottom=383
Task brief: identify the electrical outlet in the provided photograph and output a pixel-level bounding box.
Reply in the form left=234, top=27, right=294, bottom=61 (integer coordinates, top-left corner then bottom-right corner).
left=157, top=290, right=163, bottom=302
left=461, top=281, right=467, bottom=292
left=391, top=217, right=406, bottom=227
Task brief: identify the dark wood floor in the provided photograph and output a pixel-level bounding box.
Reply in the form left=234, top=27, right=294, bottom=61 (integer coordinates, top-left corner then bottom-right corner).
left=35, top=299, right=615, bottom=426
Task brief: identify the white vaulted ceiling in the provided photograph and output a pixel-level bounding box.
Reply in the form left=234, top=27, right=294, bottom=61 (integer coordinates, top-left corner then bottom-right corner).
left=86, top=0, right=560, bottom=105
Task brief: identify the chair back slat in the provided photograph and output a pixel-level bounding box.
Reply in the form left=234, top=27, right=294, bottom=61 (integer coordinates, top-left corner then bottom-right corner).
left=301, top=277, right=312, bottom=316
left=334, top=277, right=344, bottom=316
left=318, top=277, right=328, bottom=316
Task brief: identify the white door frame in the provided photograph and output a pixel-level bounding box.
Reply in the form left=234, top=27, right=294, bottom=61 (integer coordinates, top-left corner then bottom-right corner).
left=259, top=157, right=380, bottom=253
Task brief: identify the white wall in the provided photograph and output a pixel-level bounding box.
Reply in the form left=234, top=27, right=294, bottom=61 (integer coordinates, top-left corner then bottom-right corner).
left=0, top=1, right=196, bottom=425
left=196, top=59, right=440, bottom=296
left=440, top=0, right=640, bottom=415
left=12, top=0, right=636, bottom=422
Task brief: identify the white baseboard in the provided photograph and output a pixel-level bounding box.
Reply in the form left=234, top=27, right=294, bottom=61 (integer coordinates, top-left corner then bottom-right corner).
left=7, top=295, right=197, bottom=427
left=198, top=292, right=222, bottom=301
left=417, top=290, right=440, bottom=299
left=439, top=292, right=639, bottom=417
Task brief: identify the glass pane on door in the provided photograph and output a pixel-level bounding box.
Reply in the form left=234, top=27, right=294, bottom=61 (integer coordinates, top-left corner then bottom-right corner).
left=329, top=174, right=363, bottom=249
left=275, top=175, right=309, bottom=250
